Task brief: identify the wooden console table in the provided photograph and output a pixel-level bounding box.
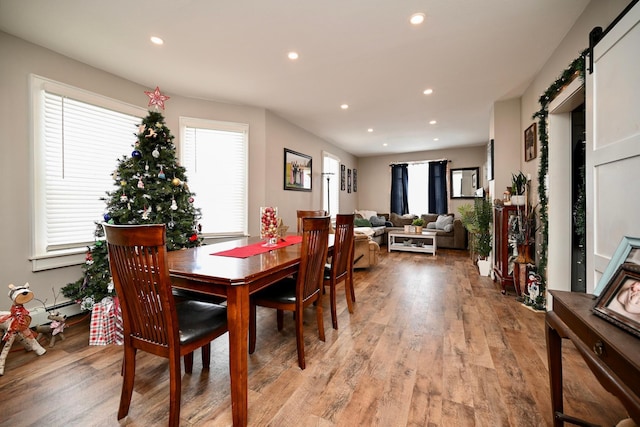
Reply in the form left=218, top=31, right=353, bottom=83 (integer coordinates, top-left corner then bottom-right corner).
left=546, top=290, right=640, bottom=426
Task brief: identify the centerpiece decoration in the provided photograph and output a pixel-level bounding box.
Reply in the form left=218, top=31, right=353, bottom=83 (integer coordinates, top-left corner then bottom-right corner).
left=260, top=206, right=279, bottom=247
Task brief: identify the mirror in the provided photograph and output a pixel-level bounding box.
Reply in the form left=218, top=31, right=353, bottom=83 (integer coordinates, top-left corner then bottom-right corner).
left=450, top=167, right=480, bottom=199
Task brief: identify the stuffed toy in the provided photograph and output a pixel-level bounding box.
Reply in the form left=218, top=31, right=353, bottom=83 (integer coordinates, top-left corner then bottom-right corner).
left=34, top=311, right=67, bottom=348
left=0, top=283, right=47, bottom=375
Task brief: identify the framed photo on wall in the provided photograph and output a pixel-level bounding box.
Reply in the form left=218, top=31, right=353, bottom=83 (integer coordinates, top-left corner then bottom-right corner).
left=524, top=123, right=537, bottom=162
left=284, top=148, right=312, bottom=191
left=347, top=168, right=351, bottom=193
left=340, top=164, right=346, bottom=191
left=353, top=169, right=357, bottom=192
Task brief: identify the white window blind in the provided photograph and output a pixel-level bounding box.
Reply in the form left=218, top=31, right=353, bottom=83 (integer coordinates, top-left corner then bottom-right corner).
left=31, top=75, right=145, bottom=269
left=181, top=118, right=248, bottom=236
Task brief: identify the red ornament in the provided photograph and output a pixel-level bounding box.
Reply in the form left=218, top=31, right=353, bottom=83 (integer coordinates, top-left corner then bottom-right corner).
left=189, top=233, right=198, bottom=242
left=144, top=86, right=170, bottom=110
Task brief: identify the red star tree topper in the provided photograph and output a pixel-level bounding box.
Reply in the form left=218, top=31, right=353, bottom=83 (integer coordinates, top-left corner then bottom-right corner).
left=144, top=86, right=170, bottom=110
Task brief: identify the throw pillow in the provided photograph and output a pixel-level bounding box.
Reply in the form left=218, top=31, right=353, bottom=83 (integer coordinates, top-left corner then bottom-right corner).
left=354, top=218, right=372, bottom=227
left=369, top=216, right=386, bottom=227
left=426, top=222, right=436, bottom=229
left=390, top=212, right=417, bottom=227
left=443, top=224, right=454, bottom=232
left=356, top=210, right=377, bottom=221
left=435, top=215, right=453, bottom=230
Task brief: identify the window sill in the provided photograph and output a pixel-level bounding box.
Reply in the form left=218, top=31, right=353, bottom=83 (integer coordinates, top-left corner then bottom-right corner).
left=31, top=249, right=86, bottom=272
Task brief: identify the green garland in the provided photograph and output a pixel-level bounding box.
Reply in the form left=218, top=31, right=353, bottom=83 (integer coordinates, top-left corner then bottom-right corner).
left=532, top=49, right=587, bottom=299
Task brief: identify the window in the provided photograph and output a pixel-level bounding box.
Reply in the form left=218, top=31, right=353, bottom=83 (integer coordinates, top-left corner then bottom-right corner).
left=322, top=152, right=340, bottom=218
left=407, top=163, right=429, bottom=214
left=31, top=75, right=145, bottom=270
left=180, top=117, right=248, bottom=237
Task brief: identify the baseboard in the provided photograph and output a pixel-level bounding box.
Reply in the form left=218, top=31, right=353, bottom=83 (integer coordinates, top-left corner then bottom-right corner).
left=28, top=301, right=83, bottom=327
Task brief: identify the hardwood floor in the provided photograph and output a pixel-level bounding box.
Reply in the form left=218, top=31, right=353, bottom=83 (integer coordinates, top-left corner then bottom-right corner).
left=0, top=249, right=630, bottom=426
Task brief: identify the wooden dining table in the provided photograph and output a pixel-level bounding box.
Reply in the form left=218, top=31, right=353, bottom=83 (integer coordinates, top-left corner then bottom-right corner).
left=167, top=235, right=333, bottom=426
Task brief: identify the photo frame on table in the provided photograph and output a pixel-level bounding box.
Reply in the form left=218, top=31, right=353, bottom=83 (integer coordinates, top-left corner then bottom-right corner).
left=524, top=123, right=537, bottom=162
left=347, top=169, right=352, bottom=193
left=487, top=139, right=494, bottom=180
left=340, top=164, right=346, bottom=191
left=284, top=148, right=312, bottom=191
left=593, top=263, right=640, bottom=338
left=594, top=236, right=640, bottom=296
left=353, top=169, right=357, bottom=192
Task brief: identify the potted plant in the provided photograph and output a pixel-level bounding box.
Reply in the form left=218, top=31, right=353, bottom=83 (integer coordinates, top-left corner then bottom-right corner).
left=412, top=217, right=425, bottom=233
left=473, top=196, right=493, bottom=276
left=511, top=171, right=528, bottom=206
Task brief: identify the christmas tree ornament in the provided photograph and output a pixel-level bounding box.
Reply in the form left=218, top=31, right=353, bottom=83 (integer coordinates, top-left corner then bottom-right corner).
left=108, top=219, right=115, bottom=225
left=152, top=146, right=160, bottom=158
left=141, top=205, right=150, bottom=220
left=144, top=86, right=170, bottom=110
left=120, top=180, right=127, bottom=187
left=145, top=162, right=149, bottom=171
left=138, top=124, right=146, bottom=134
left=146, top=127, right=157, bottom=138
left=168, top=219, right=175, bottom=229
left=103, top=213, right=111, bottom=222
left=156, top=122, right=163, bottom=128
left=137, top=176, right=144, bottom=189
left=120, top=192, right=128, bottom=202
left=189, top=233, right=198, bottom=242
left=189, top=196, right=194, bottom=203
left=172, top=177, right=181, bottom=186
left=171, top=198, right=178, bottom=210
left=131, top=149, right=141, bottom=158
left=158, top=166, right=165, bottom=179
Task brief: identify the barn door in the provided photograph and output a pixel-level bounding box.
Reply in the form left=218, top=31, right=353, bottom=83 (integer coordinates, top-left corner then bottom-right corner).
left=586, top=1, right=640, bottom=294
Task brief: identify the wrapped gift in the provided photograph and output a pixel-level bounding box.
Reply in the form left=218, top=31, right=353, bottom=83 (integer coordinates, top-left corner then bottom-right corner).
left=89, top=297, right=122, bottom=345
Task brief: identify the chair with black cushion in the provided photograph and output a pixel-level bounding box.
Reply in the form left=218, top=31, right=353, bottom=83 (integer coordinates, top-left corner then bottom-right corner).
left=296, top=209, right=327, bottom=233
left=249, top=216, right=330, bottom=369
left=324, top=213, right=356, bottom=329
left=103, top=223, right=228, bottom=427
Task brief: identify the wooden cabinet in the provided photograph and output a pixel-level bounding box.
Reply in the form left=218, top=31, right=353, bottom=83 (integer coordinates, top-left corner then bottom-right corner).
left=493, top=205, right=518, bottom=294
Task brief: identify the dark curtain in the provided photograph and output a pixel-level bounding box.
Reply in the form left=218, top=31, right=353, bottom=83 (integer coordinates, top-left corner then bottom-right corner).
left=390, top=164, right=409, bottom=214
left=428, top=160, right=448, bottom=214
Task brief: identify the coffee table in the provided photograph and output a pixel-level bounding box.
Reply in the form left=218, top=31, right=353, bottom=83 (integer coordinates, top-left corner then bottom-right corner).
left=388, top=230, right=437, bottom=255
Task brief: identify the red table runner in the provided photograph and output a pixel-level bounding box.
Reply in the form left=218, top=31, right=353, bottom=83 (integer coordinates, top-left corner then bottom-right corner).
left=211, top=235, right=302, bottom=258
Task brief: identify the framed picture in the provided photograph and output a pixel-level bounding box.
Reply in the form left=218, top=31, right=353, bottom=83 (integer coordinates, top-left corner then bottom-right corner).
left=524, top=123, right=537, bottom=162
left=593, top=263, right=640, bottom=338
left=347, top=169, right=352, bottom=193
left=487, top=139, right=494, bottom=181
left=340, top=164, right=346, bottom=191
left=284, top=148, right=312, bottom=191
left=353, top=169, right=357, bottom=192
left=594, top=236, right=640, bottom=296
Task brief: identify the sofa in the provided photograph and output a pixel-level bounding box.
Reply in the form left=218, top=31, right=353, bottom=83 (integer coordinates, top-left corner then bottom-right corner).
left=354, top=210, right=467, bottom=250
left=353, top=233, right=380, bottom=269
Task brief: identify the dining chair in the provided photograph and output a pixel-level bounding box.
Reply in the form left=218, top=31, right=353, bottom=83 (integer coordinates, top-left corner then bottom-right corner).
left=296, top=209, right=327, bottom=233
left=324, top=213, right=356, bottom=329
left=249, top=216, right=330, bottom=369
left=103, top=223, right=228, bottom=427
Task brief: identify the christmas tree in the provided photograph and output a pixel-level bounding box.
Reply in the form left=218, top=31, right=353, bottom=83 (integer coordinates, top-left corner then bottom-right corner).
left=62, top=88, right=202, bottom=309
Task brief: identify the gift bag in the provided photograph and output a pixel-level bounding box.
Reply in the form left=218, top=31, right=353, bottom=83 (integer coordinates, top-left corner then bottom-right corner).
left=89, top=297, right=122, bottom=345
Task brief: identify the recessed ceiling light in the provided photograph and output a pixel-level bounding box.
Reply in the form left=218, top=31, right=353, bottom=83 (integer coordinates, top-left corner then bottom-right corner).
left=150, top=36, right=164, bottom=45
left=429, top=120, right=437, bottom=125
left=433, top=138, right=439, bottom=141
left=410, top=13, right=425, bottom=25
left=340, top=104, right=349, bottom=110
left=383, top=143, right=388, bottom=147
left=288, top=51, right=299, bottom=60
left=423, top=88, right=433, bottom=95
left=367, top=128, right=373, bottom=133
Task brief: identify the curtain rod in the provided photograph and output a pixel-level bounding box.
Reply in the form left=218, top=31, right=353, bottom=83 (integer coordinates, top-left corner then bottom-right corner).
left=389, top=159, right=450, bottom=166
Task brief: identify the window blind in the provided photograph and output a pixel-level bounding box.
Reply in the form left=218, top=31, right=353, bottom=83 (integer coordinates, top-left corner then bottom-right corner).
left=42, top=92, right=140, bottom=250
left=182, top=121, right=248, bottom=236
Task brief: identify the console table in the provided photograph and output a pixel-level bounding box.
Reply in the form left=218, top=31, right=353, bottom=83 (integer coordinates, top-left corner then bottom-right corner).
left=387, top=230, right=437, bottom=255
left=546, top=290, right=640, bottom=426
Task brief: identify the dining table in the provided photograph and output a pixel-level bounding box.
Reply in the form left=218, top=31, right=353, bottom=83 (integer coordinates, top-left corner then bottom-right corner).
left=167, top=234, right=333, bottom=426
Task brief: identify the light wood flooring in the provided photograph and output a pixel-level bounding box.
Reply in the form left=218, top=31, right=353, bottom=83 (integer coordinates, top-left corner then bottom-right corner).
left=0, top=249, right=631, bottom=426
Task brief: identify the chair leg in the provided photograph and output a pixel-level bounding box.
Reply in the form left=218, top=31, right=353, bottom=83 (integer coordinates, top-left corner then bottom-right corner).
left=329, top=280, right=338, bottom=330
left=201, top=344, right=210, bottom=370
left=345, top=275, right=355, bottom=315
left=348, top=270, right=356, bottom=303
left=316, top=298, right=325, bottom=343
left=184, top=352, right=194, bottom=374
left=276, top=309, right=284, bottom=331
left=295, top=307, right=306, bottom=370
left=249, top=302, right=257, bottom=354
left=118, top=346, right=137, bottom=420
left=168, top=356, right=182, bottom=427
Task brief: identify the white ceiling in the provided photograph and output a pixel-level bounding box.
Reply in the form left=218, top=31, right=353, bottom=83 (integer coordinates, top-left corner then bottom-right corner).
left=0, top=0, right=590, bottom=157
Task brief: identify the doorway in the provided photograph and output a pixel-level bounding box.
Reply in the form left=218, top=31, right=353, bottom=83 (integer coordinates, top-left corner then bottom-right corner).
left=571, top=104, right=586, bottom=292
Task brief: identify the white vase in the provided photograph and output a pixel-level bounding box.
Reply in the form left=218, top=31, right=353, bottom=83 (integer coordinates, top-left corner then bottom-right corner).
left=510, top=195, right=526, bottom=206
left=477, top=258, right=492, bottom=276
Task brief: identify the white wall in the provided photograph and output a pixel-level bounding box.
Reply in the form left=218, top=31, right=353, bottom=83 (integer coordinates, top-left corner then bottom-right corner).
left=0, top=31, right=353, bottom=311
